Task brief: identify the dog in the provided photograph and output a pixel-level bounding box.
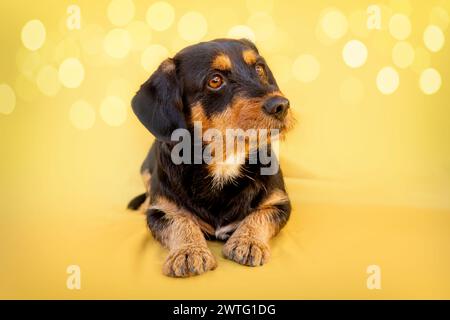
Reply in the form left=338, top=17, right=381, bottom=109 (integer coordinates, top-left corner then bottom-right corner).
left=128, top=38, right=294, bottom=277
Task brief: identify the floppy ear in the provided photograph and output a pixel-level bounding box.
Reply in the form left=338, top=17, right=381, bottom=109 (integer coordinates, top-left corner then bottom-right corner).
left=132, top=58, right=186, bottom=142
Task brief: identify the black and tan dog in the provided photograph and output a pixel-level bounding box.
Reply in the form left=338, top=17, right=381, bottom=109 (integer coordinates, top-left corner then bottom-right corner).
left=128, top=39, right=294, bottom=277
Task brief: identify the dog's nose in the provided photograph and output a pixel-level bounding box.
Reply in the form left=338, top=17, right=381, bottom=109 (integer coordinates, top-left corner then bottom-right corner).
left=263, top=96, right=290, bottom=119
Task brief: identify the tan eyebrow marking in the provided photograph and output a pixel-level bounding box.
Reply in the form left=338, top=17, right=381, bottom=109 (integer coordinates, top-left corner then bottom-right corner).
left=242, top=49, right=257, bottom=65
left=211, top=53, right=232, bottom=70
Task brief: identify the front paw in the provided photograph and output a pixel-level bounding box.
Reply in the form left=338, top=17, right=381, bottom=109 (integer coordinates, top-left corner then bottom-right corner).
left=163, top=245, right=217, bottom=277
left=223, top=236, right=270, bottom=267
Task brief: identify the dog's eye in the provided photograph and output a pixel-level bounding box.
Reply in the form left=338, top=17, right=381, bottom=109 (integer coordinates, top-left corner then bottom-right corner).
left=208, top=75, right=224, bottom=89
left=255, top=64, right=266, bottom=78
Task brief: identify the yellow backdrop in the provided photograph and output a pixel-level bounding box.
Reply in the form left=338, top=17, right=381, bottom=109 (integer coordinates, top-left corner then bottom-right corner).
left=1, top=0, right=449, bottom=299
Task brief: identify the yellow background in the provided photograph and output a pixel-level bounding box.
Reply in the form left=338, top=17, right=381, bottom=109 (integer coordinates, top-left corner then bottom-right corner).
left=1, top=0, right=449, bottom=299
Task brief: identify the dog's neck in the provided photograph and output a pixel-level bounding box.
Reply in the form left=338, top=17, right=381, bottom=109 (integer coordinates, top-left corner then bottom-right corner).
left=160, top=138, right=278, bottom=191
left=207, top=149, right=247, bottom=189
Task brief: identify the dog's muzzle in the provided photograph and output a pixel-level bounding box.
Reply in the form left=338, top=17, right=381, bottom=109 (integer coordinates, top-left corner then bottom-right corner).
left=262, top=96, right=290, bottom=120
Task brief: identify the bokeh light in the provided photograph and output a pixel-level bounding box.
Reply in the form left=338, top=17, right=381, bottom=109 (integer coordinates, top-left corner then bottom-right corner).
left=0, top=84, right=16, bottom=115
left=419, top=68, right=442, bottom=95
left=377, top=66, right=400, bottom=95
left=146, top=1, right=175, bottom=32
left=126, top=21, right=152, bottom=51
left=247, top=12, right=276, bottom=41
left=262, top=29, right=292, bottom=54
left=2, top=0, right=450, bottom=215
left=423, top=25, right=445, bottom=52
left=16, top=49, right=41, bottom=80
left=292, top=54, right=320, bottom=83
left=340, top=76, right=364, bottom=105
left=70, top=100, right=96, bottom=130
left=141, top=44, right=169, bottom=73
left=100, top=96, right=128, bottom=126
left=320, top=8, right=348, bottom=40
left=342, top=40, right=368, bottom=68
left=392, top=41, right=415, bottom=69
left=21, top=20, right=46, bottom=51
left=58, top=57, right=85, bottom=88
left=2, top=2, right=450, bottom=299
left=103, top=28, right=131, bottom=59
left=36, top=65, right=61, bottom=96
left=389, top=14, right=411, bottom=40
left=227, top=25, right=256, bottom=42
left=178, top=11, right=208, bottom=42
left=107, top=0, right=135, bottom=27
left=430, top=6, right=449, bottom=31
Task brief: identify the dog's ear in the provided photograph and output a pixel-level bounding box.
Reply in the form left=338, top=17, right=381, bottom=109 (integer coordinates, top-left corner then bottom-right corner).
left=132, top=58, right=186, bottom=142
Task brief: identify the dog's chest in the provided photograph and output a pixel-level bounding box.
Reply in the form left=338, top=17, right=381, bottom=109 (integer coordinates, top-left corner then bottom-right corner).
left=207, top=152, right=245, bottom=189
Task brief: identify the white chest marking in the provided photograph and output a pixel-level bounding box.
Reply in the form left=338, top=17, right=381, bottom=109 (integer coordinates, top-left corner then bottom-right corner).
left=215, top=223, right=239, bottom=240
left=209, top=152, right=245, bottom=189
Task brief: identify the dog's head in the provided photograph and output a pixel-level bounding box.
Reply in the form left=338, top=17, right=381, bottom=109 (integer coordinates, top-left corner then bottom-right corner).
left=132, top=38, right=294, bottom=143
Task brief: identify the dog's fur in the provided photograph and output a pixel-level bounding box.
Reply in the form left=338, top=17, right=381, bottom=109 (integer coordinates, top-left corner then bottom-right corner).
left=129, top=39, right=294, bottom=277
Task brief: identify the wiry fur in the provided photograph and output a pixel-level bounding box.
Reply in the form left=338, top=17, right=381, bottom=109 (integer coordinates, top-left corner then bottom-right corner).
left=129, top=39, right=293, bottom=277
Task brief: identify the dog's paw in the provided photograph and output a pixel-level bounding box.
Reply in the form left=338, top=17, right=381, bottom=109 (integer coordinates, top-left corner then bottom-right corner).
left=163, top=245, right=217, bottom=277
left=222, top=236, right=270, bottom=267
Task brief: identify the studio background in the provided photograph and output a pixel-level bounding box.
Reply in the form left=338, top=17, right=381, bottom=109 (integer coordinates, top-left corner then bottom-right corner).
left=1, top=0, right=449, bottom=299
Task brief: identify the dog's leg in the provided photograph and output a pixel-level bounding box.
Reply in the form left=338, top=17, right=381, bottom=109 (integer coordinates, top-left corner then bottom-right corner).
left=147, top=196, right=217, bottom=277
left=223, top=189, right=291, bottom=267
